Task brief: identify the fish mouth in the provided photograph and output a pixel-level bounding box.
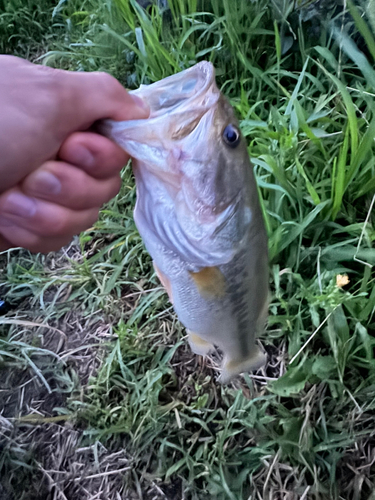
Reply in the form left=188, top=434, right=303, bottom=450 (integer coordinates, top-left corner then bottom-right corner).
left=132, top=61, right=218, bottom=117
left=99, top=62, right=226, bottom=214
left=98, top=62, right=220, bottom=146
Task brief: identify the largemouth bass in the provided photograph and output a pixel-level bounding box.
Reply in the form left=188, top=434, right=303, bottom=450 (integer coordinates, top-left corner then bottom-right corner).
left=101, top=62, right=268, bottom=382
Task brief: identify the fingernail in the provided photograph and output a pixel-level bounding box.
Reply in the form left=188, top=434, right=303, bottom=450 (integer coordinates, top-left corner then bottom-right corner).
left=130, top=94, right=150, bottom=113
left=72, top=145, right=95, bottom=168
left=31, top=171, right=61, bottom=196
left=2, top=193, right=37, bottom=218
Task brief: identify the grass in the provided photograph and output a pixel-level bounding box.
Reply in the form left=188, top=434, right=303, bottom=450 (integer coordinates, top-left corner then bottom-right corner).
left=1, top=0, right=375, bottom=498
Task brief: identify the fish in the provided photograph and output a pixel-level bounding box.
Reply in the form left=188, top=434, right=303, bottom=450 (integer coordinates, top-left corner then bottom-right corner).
left=100, top=62, right=268, bottom=382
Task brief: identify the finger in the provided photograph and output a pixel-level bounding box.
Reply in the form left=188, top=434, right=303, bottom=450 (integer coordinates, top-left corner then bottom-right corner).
left=0, top=235, right=14, bottom=252
left=22, top=161, right=122, bottom=210
left=58, top=132, right=129, bottom=178
left=0, top=227, right=75, bottom=254
left=0, top=57, right=149, bottom=193
left=0, top=189, right=99, bottom=238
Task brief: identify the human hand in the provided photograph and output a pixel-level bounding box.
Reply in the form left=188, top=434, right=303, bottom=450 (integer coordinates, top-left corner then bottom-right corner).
left=0, top=55, right=148, bottom=253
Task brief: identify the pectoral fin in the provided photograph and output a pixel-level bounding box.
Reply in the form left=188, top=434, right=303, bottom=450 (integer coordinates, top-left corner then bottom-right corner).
left=153, top=262, right=173, bottom=304
left=189, top=266, right=226, bottom=299
left=220, top=345, right=266, bottom=384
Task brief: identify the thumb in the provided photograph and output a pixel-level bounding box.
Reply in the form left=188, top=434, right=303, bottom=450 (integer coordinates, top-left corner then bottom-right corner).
left=54, top=69, right=150, bottom=133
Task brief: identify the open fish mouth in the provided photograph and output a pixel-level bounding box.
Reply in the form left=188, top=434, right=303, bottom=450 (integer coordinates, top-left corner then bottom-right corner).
left=99, top=61, right=246, bottom=231
left=98, top=62, right=220, bottom=145
left=131, top=61, right=218, bottom=116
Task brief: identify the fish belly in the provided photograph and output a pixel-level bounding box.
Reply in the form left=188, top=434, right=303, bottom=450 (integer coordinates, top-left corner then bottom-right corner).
left=151, top=236, right=268, bottom=381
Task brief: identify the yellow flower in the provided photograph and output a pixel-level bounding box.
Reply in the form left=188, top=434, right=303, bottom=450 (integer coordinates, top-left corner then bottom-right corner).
left=336, top=274, right=349, bottom=288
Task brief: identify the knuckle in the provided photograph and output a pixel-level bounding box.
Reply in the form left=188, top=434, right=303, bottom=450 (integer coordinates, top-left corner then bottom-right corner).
left=36, top=64, right=64, bottom=94
left=14, top=231, right=40, bottom=251
left=50, top=209, right=99, bottom=236
left=87, top=209, right=100, bottom=227
left=96, top=178, right=121, bottom=205
left=95, top=71, right=118, bottom=88
left=36, top=64, right=61, bottom=77
left=107, top=177, right=122, bottom=200
left=47, top=213, right=70, bottom=236
left=33, top=67, right=70, bottom=126
left=94, top=71, right=125, bottom=99
left=65, top=165, right=87, bottom=187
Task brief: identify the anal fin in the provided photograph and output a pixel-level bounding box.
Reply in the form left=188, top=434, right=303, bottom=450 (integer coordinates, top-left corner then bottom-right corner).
left=187, top=330, right=214, bottom=356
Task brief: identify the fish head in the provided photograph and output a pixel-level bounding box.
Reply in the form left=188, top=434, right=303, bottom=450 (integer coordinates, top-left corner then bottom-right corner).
left=100, top=62, right=252, bottom=224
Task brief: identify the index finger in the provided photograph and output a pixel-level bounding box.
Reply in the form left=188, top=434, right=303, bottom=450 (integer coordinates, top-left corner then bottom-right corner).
left=58, top=132, right=130, bottom=178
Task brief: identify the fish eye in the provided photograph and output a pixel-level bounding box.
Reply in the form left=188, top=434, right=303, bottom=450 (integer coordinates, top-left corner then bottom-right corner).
left=223, top=124, right=241, bottom=148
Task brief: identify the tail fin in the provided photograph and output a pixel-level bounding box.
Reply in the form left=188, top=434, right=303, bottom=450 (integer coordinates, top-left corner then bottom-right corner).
left=220, top=345, right=266, bottom=384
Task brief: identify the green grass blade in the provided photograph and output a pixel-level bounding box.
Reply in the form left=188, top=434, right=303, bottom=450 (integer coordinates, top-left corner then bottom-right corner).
left=331, top=25, right=375, bottom=90
left=332, top=126, right=349, bottom=220
left=347, top=0, right=375, bottom=62
left=285, top=58, right=308, bottom=116
left=315, top=57, right=359, bottom=156
left=345, top=116, right=375, bottom=189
